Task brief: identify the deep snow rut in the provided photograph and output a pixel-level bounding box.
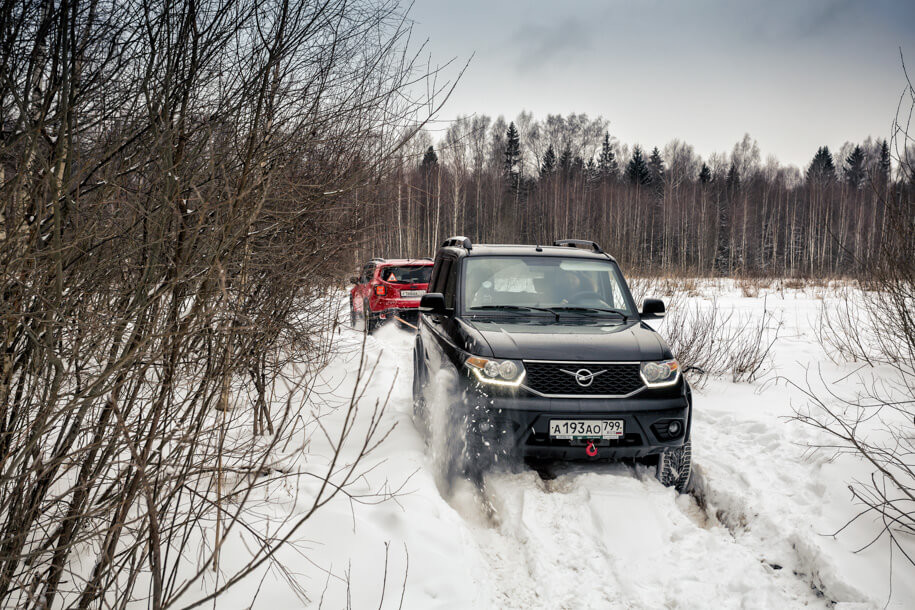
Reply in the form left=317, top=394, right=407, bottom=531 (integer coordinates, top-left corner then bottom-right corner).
left=445, top=464, right=833, bottom=610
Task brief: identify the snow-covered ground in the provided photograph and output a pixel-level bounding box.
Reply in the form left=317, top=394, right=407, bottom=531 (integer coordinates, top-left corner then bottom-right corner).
left=206, top=282, right=915, bottom=609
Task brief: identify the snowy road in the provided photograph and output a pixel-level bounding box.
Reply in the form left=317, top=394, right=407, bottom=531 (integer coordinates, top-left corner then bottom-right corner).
left=239, top=285, right=914, bottom=609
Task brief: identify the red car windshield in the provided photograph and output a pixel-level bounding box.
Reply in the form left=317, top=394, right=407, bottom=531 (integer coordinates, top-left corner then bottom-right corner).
left=379, top=265, right=432, bottom=284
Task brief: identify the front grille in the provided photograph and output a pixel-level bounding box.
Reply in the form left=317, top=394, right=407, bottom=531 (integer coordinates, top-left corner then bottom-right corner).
left=522, top=362, right=643, bottom=396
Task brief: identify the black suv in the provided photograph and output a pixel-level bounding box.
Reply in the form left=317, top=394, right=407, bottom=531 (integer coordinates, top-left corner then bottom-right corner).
left=412, top=237, right=692, bottom=491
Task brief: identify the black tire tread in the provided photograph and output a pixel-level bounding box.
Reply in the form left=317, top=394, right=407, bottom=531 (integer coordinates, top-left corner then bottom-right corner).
left=657, top=438, right=692, bottom=493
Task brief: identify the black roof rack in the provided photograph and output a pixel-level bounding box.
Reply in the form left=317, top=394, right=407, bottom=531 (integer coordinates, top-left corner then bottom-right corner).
left=441, top=236, right=472, bottom=250
left=552, top=239, right=603, bottom=254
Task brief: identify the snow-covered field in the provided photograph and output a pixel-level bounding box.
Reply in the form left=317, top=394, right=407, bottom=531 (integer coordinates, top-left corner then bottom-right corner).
left=206, top=282, right=915, bottom=609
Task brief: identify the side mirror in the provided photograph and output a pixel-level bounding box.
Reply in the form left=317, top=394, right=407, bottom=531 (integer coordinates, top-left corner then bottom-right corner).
left=641, top=298, right=666, bottom=319
left=419, top=293, right=447, bottom=315
left=349, top=276, right=360, bottom=284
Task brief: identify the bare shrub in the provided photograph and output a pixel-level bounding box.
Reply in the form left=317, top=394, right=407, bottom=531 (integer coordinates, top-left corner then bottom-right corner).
left=658, top=298, right=781, bottom=385
left=790, top=373, right=915, bottom=575
left=737, top=277, right=771, bottom=298
left=796, top=62, right=915, bottom=585
left=0, top=0, right=446, bottom=607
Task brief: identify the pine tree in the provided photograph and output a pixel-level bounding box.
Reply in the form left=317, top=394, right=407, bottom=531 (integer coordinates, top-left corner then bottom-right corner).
left=540, top=145, right=556, bottom=177
left=806, top=146, right=836, bottom=184
left=597, top=132, right=618, bottom=182
left=843, top=145, right=866, bottom=189
left=626, top=145, right=651, bottom=185
left=504, top=122, right=522, bottom=190
left=699, top=163, right=712, bottom=184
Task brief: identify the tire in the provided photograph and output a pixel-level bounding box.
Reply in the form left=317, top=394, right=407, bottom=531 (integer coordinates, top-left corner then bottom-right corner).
left=656, top=438, right=692, bottom=493
left=412, top=344, right=429, bottom=436
left=363, top=300, right=377, bottom=332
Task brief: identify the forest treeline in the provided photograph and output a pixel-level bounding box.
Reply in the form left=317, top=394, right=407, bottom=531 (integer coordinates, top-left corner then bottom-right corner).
left=361, top=113, right=914, bottom=277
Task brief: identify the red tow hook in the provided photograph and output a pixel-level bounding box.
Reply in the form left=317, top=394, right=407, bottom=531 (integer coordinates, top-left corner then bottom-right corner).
left=585, top=440, right=598, bottom=457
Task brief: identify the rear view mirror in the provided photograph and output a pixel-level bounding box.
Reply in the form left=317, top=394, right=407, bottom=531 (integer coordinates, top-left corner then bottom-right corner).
left=420, top=293, right=446, bottom=315
left=641, top=298, right=666, bottom=319
left=349, top=276, right=359, bottom=284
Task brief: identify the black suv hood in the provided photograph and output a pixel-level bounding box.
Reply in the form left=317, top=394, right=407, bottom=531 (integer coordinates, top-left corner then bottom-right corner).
left=467, top=319, right=670, bottom=361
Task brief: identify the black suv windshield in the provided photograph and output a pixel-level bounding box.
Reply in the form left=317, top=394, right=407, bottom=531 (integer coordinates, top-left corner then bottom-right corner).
left=463, top=256, right=634, bottom=316
left=380, top=265, right=432, bottom=284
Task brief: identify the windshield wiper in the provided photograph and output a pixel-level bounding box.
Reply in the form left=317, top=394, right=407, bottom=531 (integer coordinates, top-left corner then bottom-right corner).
left=469, top=305, right=560, bottom=320
left=550, top=306, right=629, bottom=320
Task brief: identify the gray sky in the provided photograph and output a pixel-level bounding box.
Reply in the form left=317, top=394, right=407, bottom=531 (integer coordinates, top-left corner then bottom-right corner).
left=408, top=0, right=914, bottom=168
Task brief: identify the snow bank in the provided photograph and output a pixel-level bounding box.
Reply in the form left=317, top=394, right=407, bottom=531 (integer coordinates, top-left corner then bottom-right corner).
left=168, top=283, right=914, bottom=609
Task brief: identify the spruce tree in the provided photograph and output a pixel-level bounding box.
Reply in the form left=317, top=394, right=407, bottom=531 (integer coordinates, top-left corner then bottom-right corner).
left=806, top=146, right=836, bottom=184
left=571, top=155, right=585, bottom=177
left=585, top=157, right=599, bottom=185
left=878, top=139, right=891, bottom=187
left=421, top=145, right=438, bottom=169
left=598, top=132, right=618, bottom=182
left=540, top=145, right=556, bottom=177
left=726, top=163, right=740, bottom=192
left=647, top=146, right=665, bottom=198
left=843, top=145, right=866, bottom=189
left=626, top=145, right=651, bottom=185
left=647, top=147, right=664, bottom=182
left=558, top=146, right=573, bottom=176
left=504, top=122, right=522, bottom=190
left=699, top=163, right=712, bottom=184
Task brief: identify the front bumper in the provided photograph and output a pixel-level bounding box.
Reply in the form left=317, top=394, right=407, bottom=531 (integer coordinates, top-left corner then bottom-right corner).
left=466, top=392, right=690, bottom=461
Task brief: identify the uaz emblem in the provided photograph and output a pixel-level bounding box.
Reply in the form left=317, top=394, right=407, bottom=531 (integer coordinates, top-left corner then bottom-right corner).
left=559, top=368, right=607, bottom=387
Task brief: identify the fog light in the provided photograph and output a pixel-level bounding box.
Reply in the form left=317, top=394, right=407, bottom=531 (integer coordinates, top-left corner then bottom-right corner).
left=668, top=420, right=682, bottom=437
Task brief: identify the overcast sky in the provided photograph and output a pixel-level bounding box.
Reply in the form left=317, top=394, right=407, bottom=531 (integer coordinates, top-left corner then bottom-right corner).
left=407, top=0, right=914, bottom=168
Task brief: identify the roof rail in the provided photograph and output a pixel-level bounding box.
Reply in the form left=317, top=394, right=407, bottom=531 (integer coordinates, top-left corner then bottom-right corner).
left=369, top=257, right=386, bottom=263
left=421, top=257, right=434, bottom=261
left=441, top=236, right=472, bottom=250
left=553, top=239, right=604, bottom=253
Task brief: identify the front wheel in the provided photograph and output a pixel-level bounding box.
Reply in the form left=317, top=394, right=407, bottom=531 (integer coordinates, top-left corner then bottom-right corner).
left=656, top=438, right=692, bottom=493
left=412, top=346, right=429, bottom=436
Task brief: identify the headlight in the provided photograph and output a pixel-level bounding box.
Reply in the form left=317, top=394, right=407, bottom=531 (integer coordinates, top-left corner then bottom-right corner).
left=466, top=356, right=526, bottom=387
left=640, top=359, right=680, bottom=387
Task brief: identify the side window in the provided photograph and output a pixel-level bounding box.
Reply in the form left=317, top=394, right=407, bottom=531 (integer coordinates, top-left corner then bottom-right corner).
left=428, top=256, right=444, bottom=290
left=443, top=261, right=459, bottom=309
left=433, top=258, right=452, bottom=294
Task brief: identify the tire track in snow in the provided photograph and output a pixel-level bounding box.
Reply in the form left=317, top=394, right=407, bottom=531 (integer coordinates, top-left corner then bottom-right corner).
left=687, top=403, right=872, bottom=606
left=447, top=464, right=833, bottom=610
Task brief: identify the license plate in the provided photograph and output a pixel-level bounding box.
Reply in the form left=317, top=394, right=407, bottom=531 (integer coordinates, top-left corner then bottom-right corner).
left=549, top=419, right=624, bottom=439
left=400, top=290, right=425, bottom=298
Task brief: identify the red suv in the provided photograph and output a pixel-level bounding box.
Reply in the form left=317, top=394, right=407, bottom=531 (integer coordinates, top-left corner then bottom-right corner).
left=349, top=258, right=434, bottom=331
